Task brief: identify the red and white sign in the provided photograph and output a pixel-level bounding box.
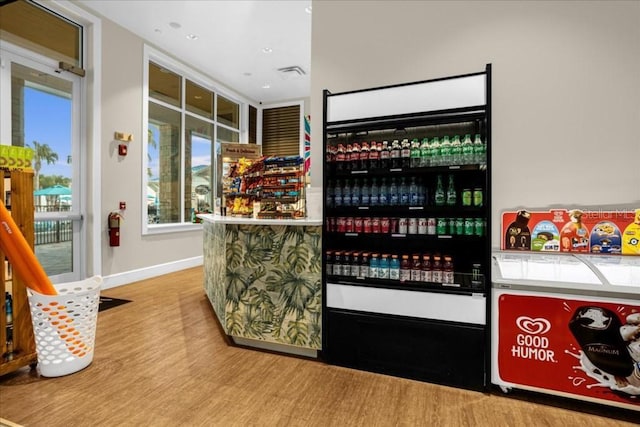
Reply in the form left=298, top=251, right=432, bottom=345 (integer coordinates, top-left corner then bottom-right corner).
left=497, top=294, right=640, bottom=408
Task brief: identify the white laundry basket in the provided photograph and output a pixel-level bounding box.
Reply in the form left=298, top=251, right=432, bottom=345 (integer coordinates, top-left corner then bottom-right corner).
left=27, top=276, right=102, bottom=377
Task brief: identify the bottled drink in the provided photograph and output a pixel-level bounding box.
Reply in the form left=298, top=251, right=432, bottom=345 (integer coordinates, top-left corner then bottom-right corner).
left=379, top=254, right=390, bottom=279
left=473, top=134, right=486, bottom=165
left=360, top=253, right=370, bottom=278
left=450, top=135, right=462, bottom=165
left=410, top=254, right=421, bottom=282
left=434, top=175, right=445, bottom=206
left=361, top=178, right=370, bottom=206
left=359, top=142, right=370, bottom=170
left=400, top=177, right=409, bottom=206
left=350, top=142, right=361, bottom=171
left=389, top=255, right=400, bottom=280
left=443, top=255, right=454, bottom=284
left=409, top=176, right=419, bottom=206
left=400, top=254, right=411, bottom=282
left=351, top=179, right=361, bottom=206
left=342, top=179, right=352, bottom=207
left=369, top=253, right=379, bottom=279
left=430, top=137, right=441, bottom=166
left=461, top=134, right=473, bottom=165
left=334, top=179, right=342, bottom=207
left=378, top=177, right=388, bottom=206
left=420, top=138, right=431, bottom=167
left=432, top=254, right=443, bottom=283
left=370, top=177, right=380, bottom=206
left=336, top=144, right=346, bottom=171
left=421, top=254, right=432, bottom=282
left=368, top=140, right=380, bottom=169
left=389, top=177, right=399, bottom=206
left=345, top=144, right=353, bottom=171
left=333, top=251, right=343, bottom=276
left=446, top=174, right=456, bottom=206
left=325, top=251, right=334, bottom=276
left=325, top=180, right=334, bottom=208
left=343, top=251, right=352, bottom=276
left=390, top=139, right=401, bottom=168
left=440, top=135, right=452, bottom=166
left=401, top=138, right=411, bottom=169
left=380, top=140, right=390, bottom=169
left=410, top=138, right=421, bottom=168
left=351, top=252, right=361, bottom=278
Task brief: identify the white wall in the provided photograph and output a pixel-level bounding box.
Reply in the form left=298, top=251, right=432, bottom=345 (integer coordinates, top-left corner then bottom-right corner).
left=310, top=0, right=640, bottom=248
left=100, top=19, right=203, bottom=280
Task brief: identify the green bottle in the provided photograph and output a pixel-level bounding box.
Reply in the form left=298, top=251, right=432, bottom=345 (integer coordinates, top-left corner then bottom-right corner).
left=434, top=174, right=445, bottom=206
left=446, top=174, right=456, bottom=206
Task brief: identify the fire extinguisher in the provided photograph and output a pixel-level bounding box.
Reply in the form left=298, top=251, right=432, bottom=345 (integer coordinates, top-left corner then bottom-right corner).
left=108, top=212, right=123, bottom=247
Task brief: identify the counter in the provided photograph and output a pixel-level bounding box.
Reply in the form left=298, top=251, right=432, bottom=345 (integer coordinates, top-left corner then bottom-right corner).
left=199, top=214, right=323, bottom=357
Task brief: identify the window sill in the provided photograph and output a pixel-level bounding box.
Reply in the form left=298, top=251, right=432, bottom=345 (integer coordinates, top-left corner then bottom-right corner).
left=143, top=222, right=203, bottom=236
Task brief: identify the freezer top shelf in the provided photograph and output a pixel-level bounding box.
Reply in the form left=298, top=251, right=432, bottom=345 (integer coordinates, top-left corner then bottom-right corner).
left=491, top=250, right=640, bottom=296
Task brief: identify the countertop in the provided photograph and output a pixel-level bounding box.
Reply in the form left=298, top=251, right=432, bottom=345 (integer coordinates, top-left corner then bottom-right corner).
left=197, top=213, right=323, bottom=226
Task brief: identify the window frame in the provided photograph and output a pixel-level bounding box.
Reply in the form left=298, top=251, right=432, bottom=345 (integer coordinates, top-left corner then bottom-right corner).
left=142, top=45, right=247, bottom=235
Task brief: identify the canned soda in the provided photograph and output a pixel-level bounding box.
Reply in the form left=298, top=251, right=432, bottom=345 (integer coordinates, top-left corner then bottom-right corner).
left=455, top=218, right=464, bottom=235
left=448, top=218, right=456, bottom=235
left=464, top=218, right=474, bottom=235
left=343, top=251, right=352, bottom=276
left=462, top=189, right=472, bottom=206
left=390, top=217, right=399, bottom=234
left=474, top=217, right=484, bottom=236
left=381, top=217, right=390, bottom=233
left=473, top=188, right=483, bottom=207
left=337, top=217, right=346, bottom=233
left=427, top=218, right=436, bottom=235
left=345, top=217, right=354, bottom=233
left=436, top=218, right=447, bottom=235
left=398, top=218, right=408, bottom=234
left=372, top=217, right=381, bottom=233
left=354, top=217, right=363, bottom=233
left=363, top=217, right=372, bottom=233
left=408, top=218, right=418, bottom=234
left=418, top=218, right=427, bottom=234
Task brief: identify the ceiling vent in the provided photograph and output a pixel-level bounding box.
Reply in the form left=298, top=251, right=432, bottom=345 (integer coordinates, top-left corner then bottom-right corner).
left=277, top=65, right=306, bottom=79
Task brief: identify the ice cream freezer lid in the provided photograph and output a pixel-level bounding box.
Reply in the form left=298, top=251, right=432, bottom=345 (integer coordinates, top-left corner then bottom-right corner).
left=492, top=250, right=640, bottom=294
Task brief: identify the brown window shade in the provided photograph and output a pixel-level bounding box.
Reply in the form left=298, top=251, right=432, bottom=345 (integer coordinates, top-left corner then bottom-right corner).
left=248, top=105, right=257, bottom=144
left=261, top=105, right=300, bottom=156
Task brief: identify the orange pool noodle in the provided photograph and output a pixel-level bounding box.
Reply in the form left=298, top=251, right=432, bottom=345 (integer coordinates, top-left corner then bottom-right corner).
left=0, top=201, right=57, bottom=295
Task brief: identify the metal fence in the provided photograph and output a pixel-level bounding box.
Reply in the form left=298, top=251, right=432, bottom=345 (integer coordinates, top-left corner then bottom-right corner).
left=34, top=220, right=72, bottom=245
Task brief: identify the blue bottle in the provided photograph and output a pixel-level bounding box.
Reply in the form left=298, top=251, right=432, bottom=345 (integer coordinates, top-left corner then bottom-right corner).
left=369, top=253, right=380, bottom=279
left=361, top=178, right=370, bottom=206
left=342, top=179, right=351, bottom=207
left=351, top=179, right=361, bottom=206
left=334, top=179, right=342, bottom=207
left=389, top=177, right=399, bottom=206
left=400, top=177, right=409, bottom=206
left=378, top=254, right=390, bottom=279
left=370, top=178, right=379, bottom=207
left=379, top=177, right=388, bottom=206
left=389, top=255, right=400, bottom=280
left=409, top=176, right=419, bottom=206
left=326, top=180, right=334, bottom=208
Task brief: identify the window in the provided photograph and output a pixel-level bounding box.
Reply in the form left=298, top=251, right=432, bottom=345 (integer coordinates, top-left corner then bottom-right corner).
left=261, top=104, right=302, bottom=156
left=0, top=0, right=82, bottom=68
left=145, top=50, right=241, bottom=229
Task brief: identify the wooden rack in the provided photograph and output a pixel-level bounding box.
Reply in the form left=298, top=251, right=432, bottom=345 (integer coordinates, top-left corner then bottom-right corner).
left=1, top=170, right=37, bottom=375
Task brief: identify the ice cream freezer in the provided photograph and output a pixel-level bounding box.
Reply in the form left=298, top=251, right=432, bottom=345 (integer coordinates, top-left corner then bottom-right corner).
left=491, top=250, right=639, bottom=411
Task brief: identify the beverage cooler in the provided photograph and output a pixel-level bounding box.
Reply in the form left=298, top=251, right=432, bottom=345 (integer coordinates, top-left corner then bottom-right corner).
left=492, top=250, right=640, bottom=411
left=322, top=65, right=491, bottom=392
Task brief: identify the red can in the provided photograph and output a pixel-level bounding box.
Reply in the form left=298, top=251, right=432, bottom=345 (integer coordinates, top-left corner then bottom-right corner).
left=337, top=217, right=346, bottom=233
left=380, top=217, right=390, bottom=234
left=390, top=217, right=399, bottom=234
left=363, top=217, right=372, bottom=233
left=345, top=217, right=354, bottom=233
left=372, top=217, right=381, bottom=233
left=354, top=217, right=363, bottom=233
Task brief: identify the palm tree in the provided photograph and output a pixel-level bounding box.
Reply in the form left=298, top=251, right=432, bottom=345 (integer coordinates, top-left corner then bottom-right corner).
left=28, top=141, right=59, bottom=191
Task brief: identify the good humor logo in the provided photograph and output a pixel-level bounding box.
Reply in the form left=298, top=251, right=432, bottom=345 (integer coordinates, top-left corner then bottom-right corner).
left=512, top=316, right=557, bottom=362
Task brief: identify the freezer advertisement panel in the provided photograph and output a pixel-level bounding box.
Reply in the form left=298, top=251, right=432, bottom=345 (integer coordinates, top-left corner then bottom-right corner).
left=501, top=208, right=640, bottom=255
left=497, top=294, right=639, bottom=409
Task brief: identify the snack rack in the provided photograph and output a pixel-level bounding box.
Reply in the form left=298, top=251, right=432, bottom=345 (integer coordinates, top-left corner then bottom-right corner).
left=257, top=156, right=306, bottom=219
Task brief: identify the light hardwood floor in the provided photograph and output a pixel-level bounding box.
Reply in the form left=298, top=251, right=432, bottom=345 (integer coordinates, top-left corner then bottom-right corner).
left=0, top=267, right=636, bottom=426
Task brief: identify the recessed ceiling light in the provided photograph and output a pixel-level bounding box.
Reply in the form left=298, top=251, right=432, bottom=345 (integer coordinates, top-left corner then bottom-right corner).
left=262, top=84, right=271, bottom=89
left=305, top=6, right=312, bottom=14
left=186, top=34, right=198, bottom=40
left=262, top=47, right=272, bottom=54
left=169, top=22, right=181, bottom=29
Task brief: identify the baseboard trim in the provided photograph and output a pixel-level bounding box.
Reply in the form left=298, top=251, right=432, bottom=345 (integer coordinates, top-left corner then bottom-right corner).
left=101, top=256, right=203, bottom=290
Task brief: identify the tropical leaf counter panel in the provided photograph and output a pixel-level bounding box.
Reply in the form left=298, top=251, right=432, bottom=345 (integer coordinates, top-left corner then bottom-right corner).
left=203, top=220, right=322, bottom=351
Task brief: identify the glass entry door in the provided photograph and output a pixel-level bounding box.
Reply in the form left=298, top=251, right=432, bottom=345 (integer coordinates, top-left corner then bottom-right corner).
left=0, top=48, right=83, bottom=283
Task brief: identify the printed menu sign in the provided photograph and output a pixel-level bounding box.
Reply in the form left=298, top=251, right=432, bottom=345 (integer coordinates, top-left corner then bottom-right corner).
left=501, top=209, right=640, bottom=255
left=497, top=294, right=640, bottom=409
